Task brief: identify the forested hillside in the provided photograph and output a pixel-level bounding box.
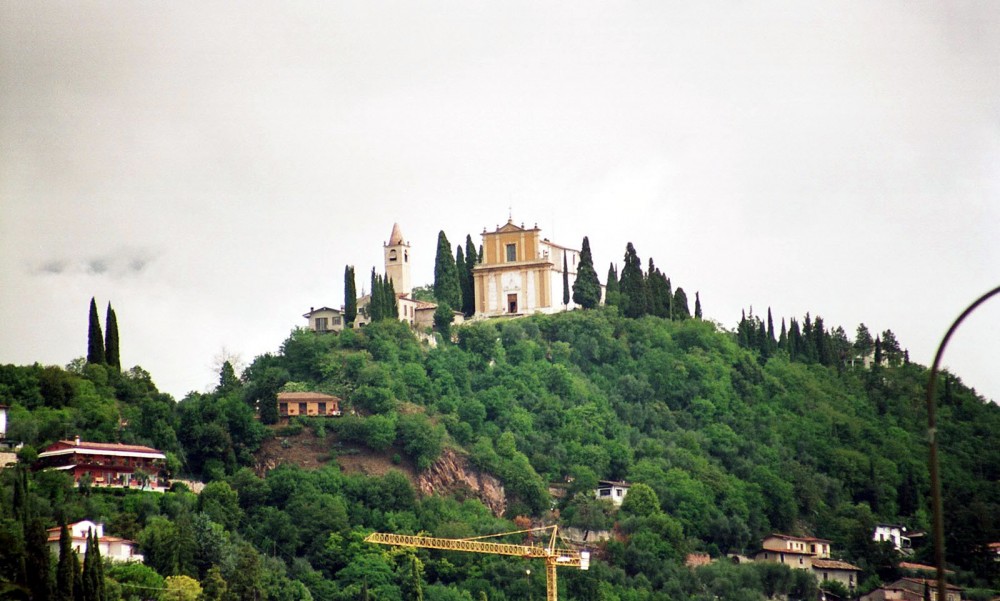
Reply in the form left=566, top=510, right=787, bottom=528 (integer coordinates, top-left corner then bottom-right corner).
left=2, top=307, right=999, bottom=601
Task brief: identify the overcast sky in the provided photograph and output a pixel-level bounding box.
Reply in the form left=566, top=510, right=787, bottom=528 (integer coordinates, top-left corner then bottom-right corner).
left=2, top=2, right=998, bottom=404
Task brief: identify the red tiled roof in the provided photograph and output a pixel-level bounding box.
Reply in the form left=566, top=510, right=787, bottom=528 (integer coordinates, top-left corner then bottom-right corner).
left=812, top=559, right=861, bottom=571
left=766, top=533, right=832, bottom=544
left=895, top=578, right=963, bottom=591
left=46, top=440, right=163, bottom=454
left=899, top=562, right=953, bottom=574
left=277, top=392, right=341, bottom=402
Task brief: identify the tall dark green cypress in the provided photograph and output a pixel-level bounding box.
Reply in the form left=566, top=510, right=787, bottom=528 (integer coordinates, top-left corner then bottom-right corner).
left=572, top=237, right=601, bottom=309
left=694, top=291, right=702, bottom=319
left=87, top=298, right=105, bottom=365
left=26, top=518, right=52, bottom=601
left=672, top=287, right=690, bottom=320
left=562, top=254, right=570, bottom=306
left=433, top=231, right=460, bottom=310
left=344, top=266, right=357, bottom=325
left=619, top=243, right=647, bottom=318
left=369, top=269, right=384, bottom=322
left=104, top=303, right=120, bottom=371
left=605, top=264, right=620, bottom=307
left=386, top=277, right=398, bottom=319
left=57, top=522, right=74, bottom=601
left=463, top=235, right=478, bottom=316
left=456, top=247, right=470, bottom=316
left=766, top=307, right=775, bottom=348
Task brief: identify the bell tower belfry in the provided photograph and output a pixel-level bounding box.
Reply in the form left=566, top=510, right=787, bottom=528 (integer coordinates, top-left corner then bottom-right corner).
left=384, top=222, right=411, bottom=297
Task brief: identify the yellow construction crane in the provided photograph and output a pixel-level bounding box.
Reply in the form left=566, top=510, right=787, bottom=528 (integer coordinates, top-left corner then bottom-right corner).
left=365, top=525, right=590, bottom=601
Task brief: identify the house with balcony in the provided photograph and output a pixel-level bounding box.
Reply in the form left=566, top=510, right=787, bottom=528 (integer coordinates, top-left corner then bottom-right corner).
left=874, top=524, right=913, bottom=554
left=47, top=520, right=143, bottom=563
left=277, top=391, right=342, bottom=418
left=34, top=437, right=168, bottom=492
left=304, top=306, right=346, bottom=333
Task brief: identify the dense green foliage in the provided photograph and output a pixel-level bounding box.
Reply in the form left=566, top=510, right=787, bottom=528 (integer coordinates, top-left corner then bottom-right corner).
left=2, top=303, right=1000, bottom=599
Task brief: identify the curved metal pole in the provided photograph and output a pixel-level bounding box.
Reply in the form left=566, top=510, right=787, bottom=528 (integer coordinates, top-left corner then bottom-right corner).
left=925, top=285, right=1000, bottom=601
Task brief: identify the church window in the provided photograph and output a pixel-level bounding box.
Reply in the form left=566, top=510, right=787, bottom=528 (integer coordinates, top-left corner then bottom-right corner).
left=404, top=250, right=408, bottom=262
left=506, top=244, right=516, bottom=262
left=389, top=250, right=397, bottom=262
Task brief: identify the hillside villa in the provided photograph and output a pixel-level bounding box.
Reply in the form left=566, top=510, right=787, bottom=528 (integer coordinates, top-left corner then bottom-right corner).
left=594, top=480, right=630, bottom=507
left=47, top=520, right=143, bottom=563
left=34, top=437, right=169, bottom=492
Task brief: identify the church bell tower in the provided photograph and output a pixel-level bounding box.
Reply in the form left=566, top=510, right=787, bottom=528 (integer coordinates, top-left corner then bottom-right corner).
left=384, top=222, right=411, bottom=297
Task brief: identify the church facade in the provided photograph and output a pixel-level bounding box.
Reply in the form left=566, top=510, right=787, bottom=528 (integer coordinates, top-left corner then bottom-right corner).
left=472, top=219, right=580, bottom=317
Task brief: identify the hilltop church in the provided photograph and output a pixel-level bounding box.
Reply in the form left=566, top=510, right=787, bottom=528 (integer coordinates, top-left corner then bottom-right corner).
left=304, top=219, right=584, bottom=332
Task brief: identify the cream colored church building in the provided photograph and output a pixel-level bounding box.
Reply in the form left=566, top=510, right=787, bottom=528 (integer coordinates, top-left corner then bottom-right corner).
left=305, top=219, right=582, bottom=332
left=472, top=219, right=580, bottom=317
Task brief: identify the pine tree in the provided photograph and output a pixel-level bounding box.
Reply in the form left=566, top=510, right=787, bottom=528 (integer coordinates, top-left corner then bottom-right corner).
left=433, top=231, right=461, bottom=310
left=572, top=237, right=601, bottom=309
left=619, top=243, right=647, bottom=318
left=87, top=298, right=105, bottom=365
left=344, top=266, right=358, bottom=326
left=104, top=303, right=120, bottom=371
left=694, top=291, right=702, bottom=319
left=218, top=361, right=239, bottom=394
left=463, top=235, right=478, bottom=316
left=562, top=254, right=570, bottom=306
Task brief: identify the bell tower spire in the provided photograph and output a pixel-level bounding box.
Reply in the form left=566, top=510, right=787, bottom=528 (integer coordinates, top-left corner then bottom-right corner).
left=384, top=222, right=411, bottom=297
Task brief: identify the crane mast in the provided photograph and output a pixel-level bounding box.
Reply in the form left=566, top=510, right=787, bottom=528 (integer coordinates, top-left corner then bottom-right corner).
left=365, top=526, right=589, bottom=601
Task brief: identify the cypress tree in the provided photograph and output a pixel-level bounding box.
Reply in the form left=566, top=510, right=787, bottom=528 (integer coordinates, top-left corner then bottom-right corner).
left=463, top=235, right=478, bottom=316
left=369, top=269, right=383, bottom=322
left=619, top=243, right=647, bottom=318
left=562, top=254, right=570, bottom=306
left=433, top=231, right=461, bottom=310
left=572, top=237, right=601, bottom=309
left=672, top=287, right=690, bottom=320
left=72, top=551, right=83, bottom=601
left=104, top=303, right=120, bottom=371
left=25, top=518, right=52, bottom=601
left=87, top=298, right=105, bottom=365
left=694, top=291, right=702, bottom=319
left=386, top=276, right=398, bottom=319
left=605, top=263, right=620, bottom=307
left=456, top=247, right=471, bottom=315
left=344, top=266, right=357, bottom=325
left=766, top=307, right=775, bottom=349
left=779, top=318, right=787, bottom=350
left=57, top=522, right=74, bottom=601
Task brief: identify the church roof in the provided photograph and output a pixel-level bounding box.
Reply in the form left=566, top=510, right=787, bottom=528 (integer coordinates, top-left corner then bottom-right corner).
left=388, top=223, right=405, bottom=245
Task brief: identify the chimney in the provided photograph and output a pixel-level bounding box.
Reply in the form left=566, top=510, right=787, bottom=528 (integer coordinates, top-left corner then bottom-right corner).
left=74, top=435, right=80, bottom=446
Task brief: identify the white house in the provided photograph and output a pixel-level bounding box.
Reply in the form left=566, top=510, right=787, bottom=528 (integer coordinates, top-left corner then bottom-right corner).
left=873, top=524, right=912, bottom=553
left=47, top=520, right=143, bottom=563
left=594, top=480, right=630, bottom=506
left=0, top=404, right=7, bottom=439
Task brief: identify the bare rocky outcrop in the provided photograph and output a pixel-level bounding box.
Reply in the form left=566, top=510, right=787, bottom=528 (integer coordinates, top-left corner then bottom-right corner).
left=418, top=448, right=506, bottom=517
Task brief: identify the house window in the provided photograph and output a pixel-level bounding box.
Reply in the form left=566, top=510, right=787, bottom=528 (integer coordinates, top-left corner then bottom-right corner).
left=279, top=403, right=288, bottom=415
left=506, top=244, right=517, bottom=261
left=799, top=558, right=803, bottom=565
left=332, top=316, right=342, bottom=326
left=318, top=402, right=327, bottom=414
left=315, top=317, right=328, bottom=331
left=299, top=403, right=307, bottom=414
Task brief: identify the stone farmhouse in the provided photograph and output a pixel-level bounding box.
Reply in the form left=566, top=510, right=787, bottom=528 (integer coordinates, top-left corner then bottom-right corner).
left=754, top=533, right=861, bottom=591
